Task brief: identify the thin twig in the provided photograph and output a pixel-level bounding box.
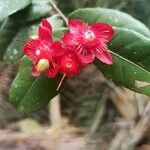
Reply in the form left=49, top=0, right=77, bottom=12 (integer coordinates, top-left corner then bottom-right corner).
left=49, top=0, right=68, bottom=25
left=56, top=74, right=66, bottom=91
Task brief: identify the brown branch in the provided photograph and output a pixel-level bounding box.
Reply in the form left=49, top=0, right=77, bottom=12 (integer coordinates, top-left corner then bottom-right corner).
left=49, top=0, right=68, bottom=25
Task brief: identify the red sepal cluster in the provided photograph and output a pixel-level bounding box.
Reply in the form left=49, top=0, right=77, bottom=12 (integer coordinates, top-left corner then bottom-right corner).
left=23, top=19, right=114, bottom=80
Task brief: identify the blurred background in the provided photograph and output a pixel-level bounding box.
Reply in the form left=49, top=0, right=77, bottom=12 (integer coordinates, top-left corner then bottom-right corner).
left=0, top=0, right=150, bottom=150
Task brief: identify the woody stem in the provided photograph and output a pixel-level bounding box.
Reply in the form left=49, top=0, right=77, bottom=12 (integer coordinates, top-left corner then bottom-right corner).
left=49, top=0, right=68, bottom=25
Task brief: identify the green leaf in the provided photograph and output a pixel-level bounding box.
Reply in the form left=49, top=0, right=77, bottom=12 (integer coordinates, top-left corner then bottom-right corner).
left=53, top=27, right=68, bottom=41
left=0, top=0, right=32, bottom=22
left=9, top=56, right=60, bottom=113
left=69, top=8, right=150, bottom=96
left=11, top=0, right=52, bottom=23
left=47, top=15, right=64, bottom=31
left=4, top=15, right=64, bottom=64
left=0, top=0, right=53, bottom=62
left=109, top=27, right=150, bottom=71
left=95, top=52, right=150, bottom=96
left=69, top=8, right=150, bottom=38
left=0, top=18, right=23, bottom=60
left=3, top=23, right=39, bottom=64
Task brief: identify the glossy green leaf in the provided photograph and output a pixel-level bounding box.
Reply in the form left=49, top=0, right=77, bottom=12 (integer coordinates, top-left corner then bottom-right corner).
left=4, top=15, right=64, bottom=64
left=53, top=28, right=68, bottom=41
left=3, top=23, right=39, bottom=64
left=0, top=0, right=32, bottom=22
left=9, top=56, right=60, bottom=112
left=0, top=18, right=22, bottom=60
left=11, top=0, right=52, bottom=23
left=47, top=15, right=64, bottom=31
left=0, top=0, right=53, bottom=61
left=69, top=8, right=150, bottom=38
left=109, top=27, right=150, bottom=71
left=95, top=52, right=150, bottom=96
